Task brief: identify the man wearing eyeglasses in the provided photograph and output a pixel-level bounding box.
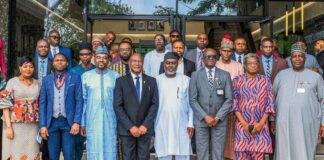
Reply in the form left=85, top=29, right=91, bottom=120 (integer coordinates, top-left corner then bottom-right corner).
left=165, top=30, right=188, bottom=57
left=72, top=46, right=96, bottom=76
left=47, top=30, right=72, bottom=69
left=189, top=48, right=232, bottom=160
left=111, top=41, right=133, bottom=76
left=144, top=34, right=169, bottom=77
left=159, top=39, right=196, bottom=77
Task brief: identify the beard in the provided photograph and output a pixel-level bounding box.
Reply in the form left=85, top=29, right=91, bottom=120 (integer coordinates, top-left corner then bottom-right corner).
left=120, top=54, right=131, bottom=61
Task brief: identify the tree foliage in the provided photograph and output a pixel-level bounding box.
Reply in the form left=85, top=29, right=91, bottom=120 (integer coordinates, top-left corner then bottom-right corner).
left=89, top=0, right=134, bottom=15
left=153, top=5, right=176, bottom=16
left=181, top=0, right=237, bottom=16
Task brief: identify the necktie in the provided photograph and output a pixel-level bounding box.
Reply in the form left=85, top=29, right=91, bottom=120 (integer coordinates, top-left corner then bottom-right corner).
left=265, top=59, right=271, bottom=77
left=197, top=51, right=202, bottom=70
left=208, top=69, right=214, bottom=88
left=39, top=60, right=45, bottom=81
left=197, top=51, right=204, bottom=70
left=53, top=47, right=57, bottom=55
left=238, top=55, right=242, bottom=64
left=135, top=76, right=141, bottom=102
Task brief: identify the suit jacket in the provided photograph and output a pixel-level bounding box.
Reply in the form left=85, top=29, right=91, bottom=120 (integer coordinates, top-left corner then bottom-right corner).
left=316, top=50, right=324, bottom=78
left=231, top=52, right=246, bottom=62
left=39, top=72, right=83, bottom=128
left=159, top=58, right=196, bottom=77
left=186, top=49, right=198, bottom=65
left=189, top=67, right=233, bottom=127
left=33, top=58, right=53, bottom=79
left=114, top=73, right=159, bottom=136
left=35, top=45, right=72, bottom=70
left=258, top=56, right=288, bottom=83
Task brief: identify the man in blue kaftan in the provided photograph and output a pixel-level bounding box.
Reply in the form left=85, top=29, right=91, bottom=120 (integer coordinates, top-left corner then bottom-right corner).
left=81, top=46, right=120, bottom=160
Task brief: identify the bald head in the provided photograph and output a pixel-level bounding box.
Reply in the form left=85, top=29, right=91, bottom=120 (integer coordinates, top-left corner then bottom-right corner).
left=196, top=33, right=209, bottom=50
left=36, top=39, right=50, bottom=59
left=129, top=53, right=143, bottom=75
left=203, top=48, right=217, bottom=55
left=234, top=37, right=247, bottom=54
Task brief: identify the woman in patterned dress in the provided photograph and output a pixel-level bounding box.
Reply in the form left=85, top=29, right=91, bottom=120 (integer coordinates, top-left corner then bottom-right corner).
left=232, top=53, right=275, bottom=160
left=0, top=56, right=41, bottom=160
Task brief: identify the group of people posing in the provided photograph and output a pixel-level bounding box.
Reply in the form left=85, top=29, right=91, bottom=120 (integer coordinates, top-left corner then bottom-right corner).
left=0, top=29, right=324, bottom=160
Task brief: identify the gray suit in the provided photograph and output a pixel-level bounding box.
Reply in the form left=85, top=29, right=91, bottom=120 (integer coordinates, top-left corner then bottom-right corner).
left=189, top=67, right=233, bottom=160
left=186, top=49, right=198, bottom=64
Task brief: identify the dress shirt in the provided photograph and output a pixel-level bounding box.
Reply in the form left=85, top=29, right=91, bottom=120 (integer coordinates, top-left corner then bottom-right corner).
left=176, top=58, right=184, bottom=74
left=262, top=55, right=273, bottom=73
left=234, top=52, right=244, bottom=64
left=38, top=57, right=48, bottom=79
left=205, top=67, right=216, bottom=79
left=50, top=45, right=59, bottom=57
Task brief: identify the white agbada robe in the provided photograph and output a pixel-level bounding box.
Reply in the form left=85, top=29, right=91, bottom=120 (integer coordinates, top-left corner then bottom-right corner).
left=154, top=73, right=194, bottom=158
left=143, top=49, right=169, bottom=77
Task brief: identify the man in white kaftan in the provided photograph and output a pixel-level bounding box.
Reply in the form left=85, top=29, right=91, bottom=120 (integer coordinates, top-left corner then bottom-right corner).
left=272, top=43, right=324, bottom=160
left=154, top=52, right=194, bottom=160
left=144, top=34, right=169, bottom=77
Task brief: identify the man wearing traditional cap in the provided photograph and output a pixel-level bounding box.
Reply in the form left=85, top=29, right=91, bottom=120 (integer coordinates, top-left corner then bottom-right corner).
left=159, top=40, right=196, bottom=77
left=272, top=43, right=324, bottom=160
left=216, top=43, right=243, bottom=159
left=286, top=40, right=323, bottom=75
left=155, top=52, right=194, bottom=160
left=221, top=34, right=234, bottom=46
left=80, top=46, right=120, bottom=160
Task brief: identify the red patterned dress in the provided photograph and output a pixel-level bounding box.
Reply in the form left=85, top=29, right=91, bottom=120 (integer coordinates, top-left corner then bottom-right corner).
left=0, top=77, right=40, bottom=160
left=232, top=74, right=275, bottom=159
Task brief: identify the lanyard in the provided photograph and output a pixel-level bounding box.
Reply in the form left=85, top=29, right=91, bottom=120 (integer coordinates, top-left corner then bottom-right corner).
left=55, top=72, right=66, bottom=89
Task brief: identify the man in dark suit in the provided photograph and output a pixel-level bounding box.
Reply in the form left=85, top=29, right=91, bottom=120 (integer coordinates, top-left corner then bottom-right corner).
left=159, top=40, right=196, bottom=77
left=257, top=38, right=287, bottom=160
left=186, top=33, right=209, bottom=71
left=47, top=30, right=73, bottom=69
left=39, top=53, right=83, bottom=160
left=33, top=39, right=53, bottom=160
left=231, top=37, right=247, bottom=65
left=33, top=39, right=53, bottom=81
left=114, top=53, right=159, bottom=160
left=258, top=38, right=288, bottom=83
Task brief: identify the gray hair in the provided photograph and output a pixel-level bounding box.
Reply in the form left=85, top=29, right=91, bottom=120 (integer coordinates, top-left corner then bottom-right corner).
left=243, top=53, right=260, bottom=65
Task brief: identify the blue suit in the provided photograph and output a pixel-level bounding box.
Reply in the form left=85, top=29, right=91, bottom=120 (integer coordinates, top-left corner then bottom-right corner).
left=35, top=45, right=73, bottom=70
left=39, top=71, right=83, bottom=160
left=231, top=53, right=236, bottom=61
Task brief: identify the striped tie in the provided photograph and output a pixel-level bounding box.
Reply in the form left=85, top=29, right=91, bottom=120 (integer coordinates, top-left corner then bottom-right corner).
left=39, top=60, right=45, bottom=81
left=208, top=69, right=214, bottom=88
left=265, top=59, right=271, bottom=77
